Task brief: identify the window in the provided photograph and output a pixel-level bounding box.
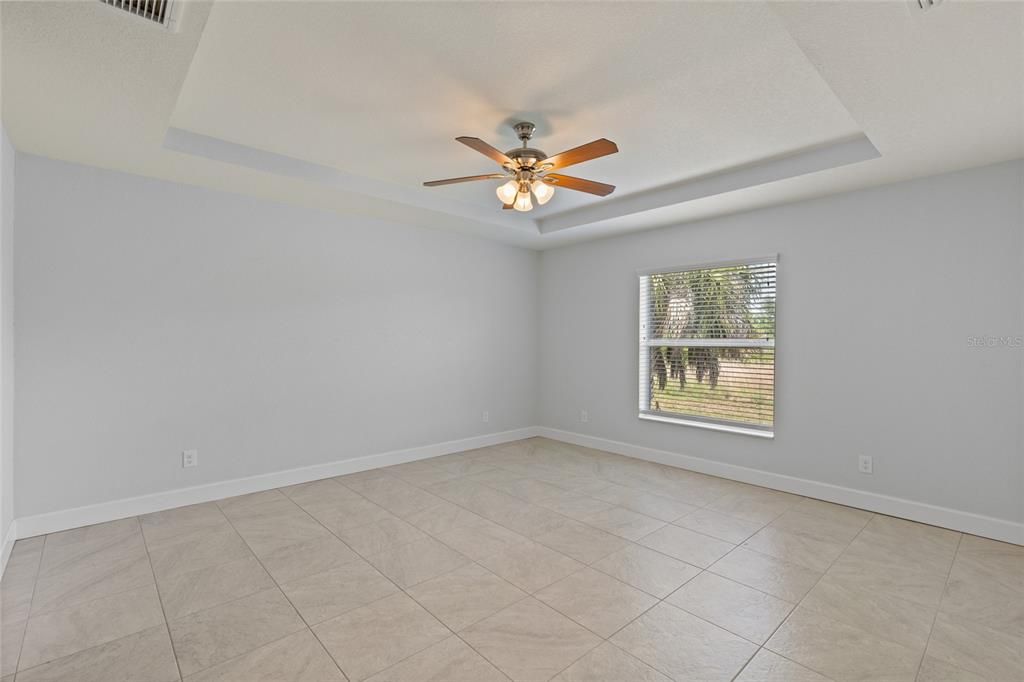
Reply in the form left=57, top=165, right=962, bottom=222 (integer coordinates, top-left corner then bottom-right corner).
left=638, top=257, right=776, bottom=436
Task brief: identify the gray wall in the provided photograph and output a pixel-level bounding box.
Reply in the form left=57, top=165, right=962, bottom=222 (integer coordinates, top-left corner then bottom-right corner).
left=1, top=128, right=13, bottom=540
left=14, top=155, right=540, bottom=517
left=540, top=160, right=1024, bottom=524
left=12, top=153, right=1024, bottom=528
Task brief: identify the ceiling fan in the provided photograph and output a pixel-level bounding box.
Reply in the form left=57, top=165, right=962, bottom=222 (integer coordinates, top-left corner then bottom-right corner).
left=423, top=122, right=618, bottom=212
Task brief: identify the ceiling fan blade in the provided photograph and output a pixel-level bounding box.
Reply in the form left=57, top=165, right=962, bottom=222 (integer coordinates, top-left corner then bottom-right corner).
left=541, top=139, right=618, bottom=171
left=543, top=173, right=615, bottom=196
left=423, top=173, right=507, bottom=187
left=502, top=203, right=514, bottom=210
left=456, top=137, right=513, bottom=167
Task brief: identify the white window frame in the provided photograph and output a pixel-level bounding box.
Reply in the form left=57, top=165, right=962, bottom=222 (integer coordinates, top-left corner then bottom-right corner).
left=638, top=255, right=777, bottom=438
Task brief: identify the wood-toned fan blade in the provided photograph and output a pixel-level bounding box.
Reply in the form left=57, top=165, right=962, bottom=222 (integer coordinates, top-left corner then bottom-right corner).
left=502, top=203, right=514, bottom=210
left=543, top=173, right=615, bottom=196
left=541, top=139, right=617, bottom=171
left=456, top=137, right=513, bottom=166
left=423, top=173, right=507, bottom=187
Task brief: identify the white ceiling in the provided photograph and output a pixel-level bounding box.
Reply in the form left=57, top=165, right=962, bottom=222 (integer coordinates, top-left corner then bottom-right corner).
left=2, top=1, right=1022, bottom=249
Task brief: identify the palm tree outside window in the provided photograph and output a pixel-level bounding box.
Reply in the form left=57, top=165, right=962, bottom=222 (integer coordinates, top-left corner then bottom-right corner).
left=638, top=258, right=776, bottom=435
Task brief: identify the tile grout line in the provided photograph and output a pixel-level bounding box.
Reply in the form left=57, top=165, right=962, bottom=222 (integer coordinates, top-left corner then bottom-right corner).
left=332, top=457, right=615, bottom=680
left=463, top=449, right=820, bottom=570
left=157, top=476, right=769, bottom=682
left=399, top=587, right=524, bottom=682
left=21, top=527, right=160, bottom=616
left=142, top=513, right=281, bottom=620
left=14, top=507, right=391, bottom=675
left=911, top=531, right=964, bottom=681
left=548, top=574, right=697, bottom=681
left=742, top=511, right=880, bottom=682
left=236, top=469, right=520, bottom=680
left=210, top=497, right=349, bottom=681
left=694, top=511, right=873, bottom=681
left=8, top=534, right=45, bottom=678
left=395, top=461, right=720, bottom=575
left=9, top=445, right=798, bottom=679
left=220, top=476, right=519, bottom=681
left=137, top=516, right=187, bottom=682
left=310, top=488, right=522, bottom=678
left=21, top=533, right=47, bottom=618
left=536, top=508, right=795, bottom=680
left=14, top=523, right=182, bottom=679
left=19, top=439, right=997, bottom=682
left=383, top=511, right=602, bottom=678
left=352, top=446, right=808, bottom=680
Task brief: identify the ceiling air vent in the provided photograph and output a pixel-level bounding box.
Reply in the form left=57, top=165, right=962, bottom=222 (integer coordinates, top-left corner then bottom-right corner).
left=100, top=0, right=177, bottom=29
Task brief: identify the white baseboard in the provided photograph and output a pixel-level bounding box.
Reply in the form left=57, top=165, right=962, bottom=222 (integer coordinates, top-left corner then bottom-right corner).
left=538, top=427, right=1024, bottom=546
left=13, top=427, right=539, bottom=540
left=1, top=520, right=16, bottom=575
left=9, top=424, right=1022, bottom=551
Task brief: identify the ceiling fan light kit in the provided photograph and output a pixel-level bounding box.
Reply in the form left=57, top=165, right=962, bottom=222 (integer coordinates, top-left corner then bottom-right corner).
left=496, top=179, right=519, bottom=204
left=513, top=189, right=533, bottom=212
left=531, top=179, right=554, bottom=205
left=424, top=121, right=618, bottom=212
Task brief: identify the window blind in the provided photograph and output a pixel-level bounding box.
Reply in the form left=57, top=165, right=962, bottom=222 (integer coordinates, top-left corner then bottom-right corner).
left=639, top=258, right=776, bottom=433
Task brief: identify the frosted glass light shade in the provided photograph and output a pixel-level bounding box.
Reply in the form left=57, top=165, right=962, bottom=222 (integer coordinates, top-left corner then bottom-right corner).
left=513, top=191, right=533, bottom=212
left=532, top=180, right=554, bottom=205
left=496, top=180, right=519, bottom=204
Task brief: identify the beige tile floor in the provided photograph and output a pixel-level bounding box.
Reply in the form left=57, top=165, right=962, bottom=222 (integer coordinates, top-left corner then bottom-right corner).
left=1, top=437, right=1021, bottom=681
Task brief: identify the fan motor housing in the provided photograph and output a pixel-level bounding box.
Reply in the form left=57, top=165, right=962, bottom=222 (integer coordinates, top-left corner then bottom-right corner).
left=506, top=147, right=548, bottom=169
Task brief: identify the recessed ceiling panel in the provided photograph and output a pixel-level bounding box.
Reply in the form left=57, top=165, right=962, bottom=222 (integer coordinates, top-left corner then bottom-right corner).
left=7, top=1, right=1017, bottom=248
left=170, top=1, right=861, bottom=218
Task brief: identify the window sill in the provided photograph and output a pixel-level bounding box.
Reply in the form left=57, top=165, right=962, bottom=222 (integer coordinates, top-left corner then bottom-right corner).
left=638, top=412, right=774, bottom=439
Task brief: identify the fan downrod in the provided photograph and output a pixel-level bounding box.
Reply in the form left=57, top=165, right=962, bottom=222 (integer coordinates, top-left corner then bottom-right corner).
left=507, top=122, right=547, bottom=168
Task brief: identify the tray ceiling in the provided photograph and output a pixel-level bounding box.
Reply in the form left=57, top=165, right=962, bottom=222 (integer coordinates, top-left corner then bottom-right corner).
left=2, top=1, right=1021, bottom=248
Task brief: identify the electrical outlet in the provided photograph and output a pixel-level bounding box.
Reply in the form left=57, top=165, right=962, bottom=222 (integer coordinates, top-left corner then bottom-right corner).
left=858, top=455, right=873, bottom=474
left=482, top=411, right=489, bottom=423
left=580, top=410, right=589, bottom=423
left=182, top=449, right=199, bottom=468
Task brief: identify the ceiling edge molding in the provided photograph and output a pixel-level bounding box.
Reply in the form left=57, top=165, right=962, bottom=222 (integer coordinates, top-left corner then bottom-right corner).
left=162, top=127, right=535, bottom=233
left=536, top=133, right=881, bottom=234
